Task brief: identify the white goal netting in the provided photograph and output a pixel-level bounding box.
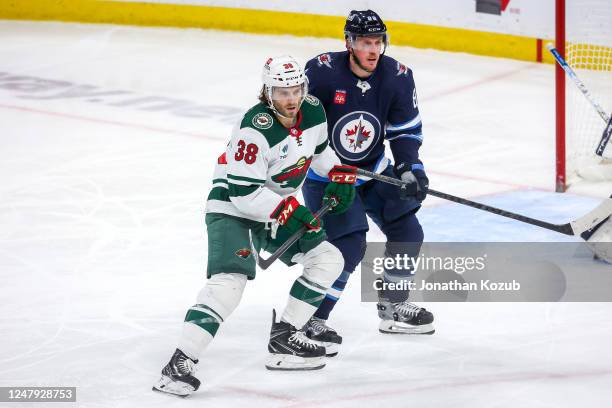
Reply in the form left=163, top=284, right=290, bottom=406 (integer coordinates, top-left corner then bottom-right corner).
left=564, top=0, right=612, bottom=183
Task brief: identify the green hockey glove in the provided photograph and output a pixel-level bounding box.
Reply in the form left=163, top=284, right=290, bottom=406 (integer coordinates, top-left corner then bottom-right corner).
left=323, top=165, right=357, bottom=214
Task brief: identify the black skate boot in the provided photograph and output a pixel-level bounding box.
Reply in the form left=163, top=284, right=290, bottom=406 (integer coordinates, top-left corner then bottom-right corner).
left=377, top=300, right=435, bottom=334
left=266, top=310, right=326, bottom=370
left=303, top=316, right=343, bottom=357
left=152, top=348, right=200, bottom=397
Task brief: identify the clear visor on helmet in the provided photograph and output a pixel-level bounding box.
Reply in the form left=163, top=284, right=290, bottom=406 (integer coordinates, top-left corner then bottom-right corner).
left=268, top=83, right=307, bottom=102
left=347, top=33, right=389, bottom=54
left=265, top=81, right=308, bottom=119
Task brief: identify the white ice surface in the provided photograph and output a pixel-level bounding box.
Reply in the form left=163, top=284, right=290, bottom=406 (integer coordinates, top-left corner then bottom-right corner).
left=1, top=21, right=611, bottom=407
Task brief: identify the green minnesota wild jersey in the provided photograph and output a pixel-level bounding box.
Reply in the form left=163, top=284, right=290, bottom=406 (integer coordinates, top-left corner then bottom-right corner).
left=205, top=95, right=341, bottom=222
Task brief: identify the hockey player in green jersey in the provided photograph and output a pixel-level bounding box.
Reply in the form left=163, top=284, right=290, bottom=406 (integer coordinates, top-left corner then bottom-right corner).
left=153, top=56, right=357, bottom=397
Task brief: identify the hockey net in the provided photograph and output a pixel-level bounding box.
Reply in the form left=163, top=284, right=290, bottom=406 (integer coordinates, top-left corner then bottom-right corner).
left=559, top=0, right=612, bottom=188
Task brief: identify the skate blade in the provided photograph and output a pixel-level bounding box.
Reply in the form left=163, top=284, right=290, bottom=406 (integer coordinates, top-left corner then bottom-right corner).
left=152, top=375, right=195, bottom=397
left=265, top=354, right=326, bottom=371
left=308, top=340, right=339, bottom=357
left=378, top=320, right=435, bottom=335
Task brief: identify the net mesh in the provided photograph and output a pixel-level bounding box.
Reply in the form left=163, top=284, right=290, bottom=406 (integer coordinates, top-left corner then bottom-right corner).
left=564, top=0, right=612, bottom=182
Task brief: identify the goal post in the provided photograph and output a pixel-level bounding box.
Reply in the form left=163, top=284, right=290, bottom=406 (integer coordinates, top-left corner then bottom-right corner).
left=555, top=0, right=566, bottom=192
left=555, top=0, right=612, bottom=192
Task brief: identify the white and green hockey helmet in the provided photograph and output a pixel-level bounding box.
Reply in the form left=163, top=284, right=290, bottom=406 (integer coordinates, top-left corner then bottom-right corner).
left=261, top=55, right=308, bottom=115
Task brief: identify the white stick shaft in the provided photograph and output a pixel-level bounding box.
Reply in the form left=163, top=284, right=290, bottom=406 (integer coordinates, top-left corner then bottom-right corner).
left=547, top=44, right=610, bottom=123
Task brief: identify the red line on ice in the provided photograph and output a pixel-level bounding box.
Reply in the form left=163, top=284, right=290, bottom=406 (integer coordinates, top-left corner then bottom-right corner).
left=422, top=64, right=536, bottom=102
left=0, top=103, right=222, bottom=140
left=220, top=385, right=299, bottom=402
left=280, top=369, right=612, bottom=408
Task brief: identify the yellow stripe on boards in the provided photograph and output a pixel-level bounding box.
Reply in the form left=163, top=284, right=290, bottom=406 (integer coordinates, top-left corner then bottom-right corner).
left=0, top=1, right=345, bottom=36
left=2, top=0, right=607, bottom=67
left=387, top=20, right=551, bottom=64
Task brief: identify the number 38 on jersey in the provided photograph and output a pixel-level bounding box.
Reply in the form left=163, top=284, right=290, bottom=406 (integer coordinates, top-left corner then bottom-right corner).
left=234, top=140, right=259, bottom=164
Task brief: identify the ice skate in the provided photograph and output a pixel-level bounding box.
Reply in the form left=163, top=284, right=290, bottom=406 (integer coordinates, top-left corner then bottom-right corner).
left=152, top=348, right=200, bottom=397
left=377, top=301, right=435, bottom=334
left=266, top=310, right=326, bottom=370
left=303, top=316, right=342, bottom=357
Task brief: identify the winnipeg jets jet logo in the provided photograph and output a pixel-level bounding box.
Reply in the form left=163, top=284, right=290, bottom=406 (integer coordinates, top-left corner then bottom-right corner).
left=345, top=116, right=371, bottom=151
left=316, top=53, right=333, bottom=69
left=396, top=62, right=409, bottom=77
left=332, top=111, right=381, bottom=161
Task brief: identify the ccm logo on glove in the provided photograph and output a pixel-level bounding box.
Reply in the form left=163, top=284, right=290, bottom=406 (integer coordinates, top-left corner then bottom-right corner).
left=328, top=165, right=358, bottom=184
left=323, top=165, right=357, bottom=214
left=271, top=196, right=321, bottom=230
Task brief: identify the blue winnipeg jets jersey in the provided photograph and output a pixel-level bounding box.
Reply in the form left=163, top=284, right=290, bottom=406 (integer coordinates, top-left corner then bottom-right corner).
left=305, top=51, right=422, bottom=184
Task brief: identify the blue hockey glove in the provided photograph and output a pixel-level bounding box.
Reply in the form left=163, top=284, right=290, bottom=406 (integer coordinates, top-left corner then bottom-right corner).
left=395, top=161, right=429, bottom=202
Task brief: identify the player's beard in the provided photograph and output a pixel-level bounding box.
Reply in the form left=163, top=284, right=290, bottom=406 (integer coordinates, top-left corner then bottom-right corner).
left=273, top=100, right=300, bottom=121
left=350, top=51, right=377, bottom=74
left=282, top=103, right=299, bottom=118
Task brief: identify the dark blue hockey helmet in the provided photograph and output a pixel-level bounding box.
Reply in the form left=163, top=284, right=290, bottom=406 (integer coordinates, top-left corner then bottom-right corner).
left=344, top=10, right=387, bottom=37
left=344, top=10, right=389, bottom=54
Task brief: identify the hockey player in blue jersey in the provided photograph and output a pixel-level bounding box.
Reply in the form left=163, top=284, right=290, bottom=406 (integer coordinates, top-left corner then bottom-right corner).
left=302, top=10, right=435, bottom=356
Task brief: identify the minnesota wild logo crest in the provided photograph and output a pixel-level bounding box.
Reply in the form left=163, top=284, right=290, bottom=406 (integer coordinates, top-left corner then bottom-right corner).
left=304, top=95, right=320, bottom=106
left=252, top=112, right=273, bottom=130
left=235, top=248, right=252, bottom=259
left=272, top=156, right=313, bottom=188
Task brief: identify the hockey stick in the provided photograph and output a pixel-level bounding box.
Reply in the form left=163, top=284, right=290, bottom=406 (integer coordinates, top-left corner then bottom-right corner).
left=355, top=168, right=612, bottom=237
left=597, top=116, right=612, bottom=157
left=249, top=199, right=336, bottom=270
left=547, top=44, right=611, bottom=156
